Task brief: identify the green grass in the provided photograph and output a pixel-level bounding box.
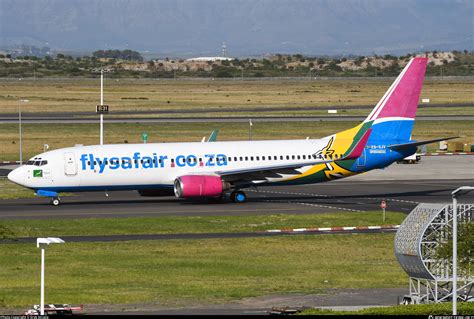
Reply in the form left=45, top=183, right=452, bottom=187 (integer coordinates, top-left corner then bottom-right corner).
left=0, top=178, right=36, bottom=199
left=300, top=302, right=474, bottom=315
left=1, top=211, right=406, bottom=238
left=0, top=233, right=406, bottom=308
left=1, top=120, right=473, bottom=161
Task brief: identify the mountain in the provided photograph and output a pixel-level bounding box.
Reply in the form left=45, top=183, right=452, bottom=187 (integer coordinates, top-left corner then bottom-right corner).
left=0, top=0, right=472, bottom=56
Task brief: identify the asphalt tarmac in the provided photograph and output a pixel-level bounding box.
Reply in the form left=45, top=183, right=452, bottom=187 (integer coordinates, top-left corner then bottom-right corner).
left=1, top=179, right=473, bottom=220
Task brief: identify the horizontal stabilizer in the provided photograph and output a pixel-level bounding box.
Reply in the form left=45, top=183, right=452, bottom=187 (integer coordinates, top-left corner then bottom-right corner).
left=389, top=137, right=458, bottom=151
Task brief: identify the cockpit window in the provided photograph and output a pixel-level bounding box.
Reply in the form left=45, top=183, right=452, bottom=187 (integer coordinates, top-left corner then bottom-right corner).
left=27, top=158, right=47, bottom=166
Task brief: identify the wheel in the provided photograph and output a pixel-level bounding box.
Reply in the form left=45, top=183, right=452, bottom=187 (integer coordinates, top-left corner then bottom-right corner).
left=231, top=190, right=247, bottom=203
left=51, top=197, right=60, bottom=206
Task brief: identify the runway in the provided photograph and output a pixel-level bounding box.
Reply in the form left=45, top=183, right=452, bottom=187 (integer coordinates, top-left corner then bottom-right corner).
left=1, top=179, right=473, bottom=220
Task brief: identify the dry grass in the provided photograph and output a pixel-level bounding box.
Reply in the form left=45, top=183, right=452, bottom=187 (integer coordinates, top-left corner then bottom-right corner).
left=1, top=120, right=473, bottom=161
left=0, top=78, right=472, bottom=114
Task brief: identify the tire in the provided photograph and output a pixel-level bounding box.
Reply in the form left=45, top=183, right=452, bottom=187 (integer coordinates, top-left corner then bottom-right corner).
left=51, top=198, right=60, bottom=206
left=231, top=191, right=247, bottom=203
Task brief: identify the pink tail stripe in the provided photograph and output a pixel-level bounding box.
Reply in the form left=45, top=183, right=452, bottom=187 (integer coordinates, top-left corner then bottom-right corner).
left=366, top=57, right=428, bottom=122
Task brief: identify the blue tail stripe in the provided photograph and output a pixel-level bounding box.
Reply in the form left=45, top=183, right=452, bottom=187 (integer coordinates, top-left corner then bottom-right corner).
left=368, top=119, right=414, bottom=142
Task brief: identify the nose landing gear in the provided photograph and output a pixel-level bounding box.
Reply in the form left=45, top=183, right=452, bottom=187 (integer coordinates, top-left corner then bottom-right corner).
left=50, top=197, right=61, bottom=206
left=35, top=190, right=61, bottom=206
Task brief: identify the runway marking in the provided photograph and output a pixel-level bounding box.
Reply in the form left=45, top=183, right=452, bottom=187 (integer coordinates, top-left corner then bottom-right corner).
left=263, top=199, right=366, bottom=213
left=359, top=197, right=420, bottom=204
left=265, top=224, right=400, bottom=233
left=248, top=189, right=329, bottom=197
left=250, top=189, right=420, bottom=205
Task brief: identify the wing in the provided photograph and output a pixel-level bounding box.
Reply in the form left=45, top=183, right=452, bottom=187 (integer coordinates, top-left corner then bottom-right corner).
left=213, top=129, right=372, bottom=183
left=215, top=158, right=334, bottom=183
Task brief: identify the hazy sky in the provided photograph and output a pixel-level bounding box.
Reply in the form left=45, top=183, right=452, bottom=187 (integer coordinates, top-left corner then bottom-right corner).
left=0, top=0, right=472, bottom=56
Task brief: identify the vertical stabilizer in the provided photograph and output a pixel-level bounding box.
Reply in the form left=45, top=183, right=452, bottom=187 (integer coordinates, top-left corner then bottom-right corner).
left=365, top=57, right=428, bottom=141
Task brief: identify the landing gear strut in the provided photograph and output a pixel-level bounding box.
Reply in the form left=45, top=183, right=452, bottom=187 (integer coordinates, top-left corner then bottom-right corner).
left=230, top=190, right=247, bottom=203
left=50, top=197, right=61, bottom=206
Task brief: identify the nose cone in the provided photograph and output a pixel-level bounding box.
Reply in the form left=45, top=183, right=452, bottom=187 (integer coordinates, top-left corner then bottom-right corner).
left=7, top=167, right=24, bottom=186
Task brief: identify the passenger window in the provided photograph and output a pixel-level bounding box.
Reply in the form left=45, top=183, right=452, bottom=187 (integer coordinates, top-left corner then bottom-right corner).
left=286, top=155, right=289, bottom=160
left=245, top=157, right=248, bottom=161
left=302, top=155, right=306, bottom=160
left=262, top=156, right=265, bottom=160
left=228, top=157, right=232, bottom=162
left=297, top=155, right=301, bottom=160
left=250, top=156, right=254, bottom=161
left=256, top=156, right=260, bottom=161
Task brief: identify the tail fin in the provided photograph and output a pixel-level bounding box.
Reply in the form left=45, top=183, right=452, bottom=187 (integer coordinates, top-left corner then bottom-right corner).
left=365, top=57, right=428, bottom=141
left=324, top=57, right=428, bottom=159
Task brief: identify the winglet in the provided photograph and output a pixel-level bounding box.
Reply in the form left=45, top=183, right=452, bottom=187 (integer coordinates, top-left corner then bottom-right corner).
left=344, top=128, right=372, bottom=159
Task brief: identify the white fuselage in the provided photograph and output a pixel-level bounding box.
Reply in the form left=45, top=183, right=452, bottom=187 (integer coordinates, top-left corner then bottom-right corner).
left=10, top=137, right=334, bottom=192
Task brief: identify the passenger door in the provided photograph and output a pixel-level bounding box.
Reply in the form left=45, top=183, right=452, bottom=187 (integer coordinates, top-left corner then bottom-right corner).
left=64, top=152, right=77, bottom=175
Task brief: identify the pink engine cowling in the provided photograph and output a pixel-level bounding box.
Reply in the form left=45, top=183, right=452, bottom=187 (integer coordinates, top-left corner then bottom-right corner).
left=174, top=175, right=228, bottom=198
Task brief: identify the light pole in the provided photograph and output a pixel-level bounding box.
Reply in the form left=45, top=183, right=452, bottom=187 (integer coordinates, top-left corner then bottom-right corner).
left=100, top=70, right=104, bottom=145
left=450, top=186, right=473, bottom=315
left=37, top=237, right=65, bottom=315
left=18, top=99, right=29, bottom=164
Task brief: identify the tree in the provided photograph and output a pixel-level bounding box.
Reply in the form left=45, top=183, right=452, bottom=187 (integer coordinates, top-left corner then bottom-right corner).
left=435, top=222, right=473, bottom=275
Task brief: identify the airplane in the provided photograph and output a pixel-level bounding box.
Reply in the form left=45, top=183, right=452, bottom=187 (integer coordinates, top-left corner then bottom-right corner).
left=8, top=57, right=455, bottom=206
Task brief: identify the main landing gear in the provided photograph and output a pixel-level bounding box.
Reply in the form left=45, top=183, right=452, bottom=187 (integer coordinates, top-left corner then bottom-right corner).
left=50, top=197, right=61, bottom=206
left=230, top=190, right=247, bottom=203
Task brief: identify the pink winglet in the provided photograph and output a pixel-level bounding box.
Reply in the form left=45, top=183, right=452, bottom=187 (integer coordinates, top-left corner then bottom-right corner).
left=369, top=57, right=428, bottom=121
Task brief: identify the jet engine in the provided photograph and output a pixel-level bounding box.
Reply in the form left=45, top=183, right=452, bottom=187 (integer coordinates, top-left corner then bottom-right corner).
left=174, top=175, right=230, bottom=198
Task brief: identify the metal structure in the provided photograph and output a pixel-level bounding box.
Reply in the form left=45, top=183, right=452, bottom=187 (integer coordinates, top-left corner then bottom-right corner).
left=222, top=42, right=227, bottom=57
left=394, top=203, right=473, bottom=304
left=37, top=237, right=65, bottom=315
